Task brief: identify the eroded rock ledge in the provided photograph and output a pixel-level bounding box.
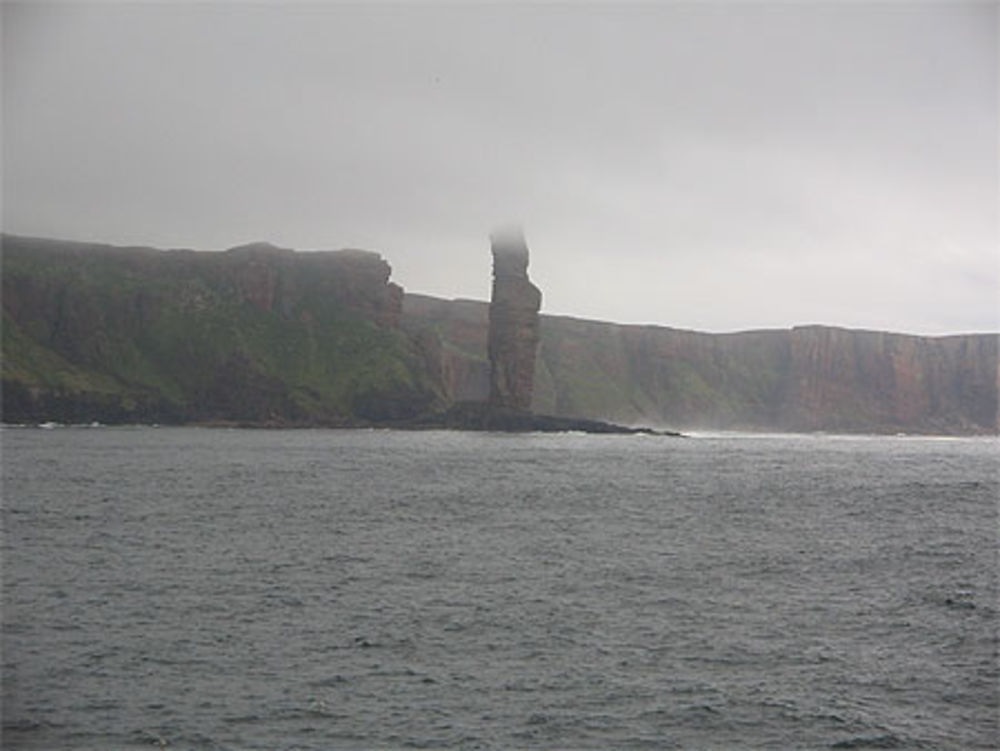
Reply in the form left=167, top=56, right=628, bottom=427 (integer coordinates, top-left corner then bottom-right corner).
left=400, top=402, right=682, bottom=435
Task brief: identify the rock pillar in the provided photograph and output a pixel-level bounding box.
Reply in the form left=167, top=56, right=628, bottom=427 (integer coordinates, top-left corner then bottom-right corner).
left=488, top=227, right=542, bottom=412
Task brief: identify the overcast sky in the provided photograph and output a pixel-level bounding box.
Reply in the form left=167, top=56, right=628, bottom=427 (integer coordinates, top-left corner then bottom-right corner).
left=3, top=2, right=997, bottom=334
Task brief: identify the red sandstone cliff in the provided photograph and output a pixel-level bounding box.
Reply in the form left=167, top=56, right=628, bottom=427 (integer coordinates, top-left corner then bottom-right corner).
left=402, top=296, right=998, bottom=435
left=779, top=326, right=998, bottom=433
left=225, top=241, right=403, bottom=328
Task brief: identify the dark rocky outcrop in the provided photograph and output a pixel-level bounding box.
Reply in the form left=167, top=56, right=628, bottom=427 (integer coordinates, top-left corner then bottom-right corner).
left=404, top=401, right=678, bottom=435
left=487, top=228, right=541, bottom=412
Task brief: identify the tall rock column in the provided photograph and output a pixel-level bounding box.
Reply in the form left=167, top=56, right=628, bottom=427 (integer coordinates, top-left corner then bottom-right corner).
left=488, top=227, right=542, bottom=412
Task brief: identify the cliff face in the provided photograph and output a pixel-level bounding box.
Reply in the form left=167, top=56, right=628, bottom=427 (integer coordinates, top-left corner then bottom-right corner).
left=401, top=294, right=491, bottom=404
left=402, top=297, right=998, bottom=435
left=487, top=229, right=542, bottom=412
left=6, top=233, right=996, bottom=434
left=779, top=326, right=998, bottom=433
left=225, top=241, right=404, bottom=328
left=2, top=234, right=438, bottom=425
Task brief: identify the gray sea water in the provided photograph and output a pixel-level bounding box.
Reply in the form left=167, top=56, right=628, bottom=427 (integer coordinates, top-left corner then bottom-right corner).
left=1, top=427, right=997, bottom=750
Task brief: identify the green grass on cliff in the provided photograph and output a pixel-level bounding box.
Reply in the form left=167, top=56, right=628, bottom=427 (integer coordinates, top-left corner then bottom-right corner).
left=2, top=313, right=122, bottom=394
left=2, top=236, right=440, bottom=424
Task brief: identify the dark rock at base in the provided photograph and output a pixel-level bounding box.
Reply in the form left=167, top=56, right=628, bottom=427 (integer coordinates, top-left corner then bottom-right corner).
left=403, top=401, right=682, bottom=436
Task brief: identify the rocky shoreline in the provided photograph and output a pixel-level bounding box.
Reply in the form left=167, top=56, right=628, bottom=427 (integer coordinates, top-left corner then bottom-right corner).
left=399, top=401, right=682, bottom=436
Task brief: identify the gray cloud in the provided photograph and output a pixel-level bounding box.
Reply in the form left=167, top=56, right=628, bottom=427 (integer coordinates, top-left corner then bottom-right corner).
left=3, top=1, right=996, bottom=333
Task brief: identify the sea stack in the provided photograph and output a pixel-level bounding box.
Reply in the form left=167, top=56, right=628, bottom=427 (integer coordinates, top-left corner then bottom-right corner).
left=487, top=226, right=542, bottom=412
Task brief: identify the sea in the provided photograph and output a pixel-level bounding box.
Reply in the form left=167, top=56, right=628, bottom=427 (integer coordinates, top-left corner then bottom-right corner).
left=1, top=426, right=997, bottom=750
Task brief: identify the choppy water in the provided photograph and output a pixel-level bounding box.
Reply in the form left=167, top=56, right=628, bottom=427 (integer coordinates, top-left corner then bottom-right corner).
left=1, top=427, right=997, bottom=750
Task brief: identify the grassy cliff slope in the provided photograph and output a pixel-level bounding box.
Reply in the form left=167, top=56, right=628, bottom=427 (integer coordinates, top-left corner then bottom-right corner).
left=2, top=235, right=440, bottom=425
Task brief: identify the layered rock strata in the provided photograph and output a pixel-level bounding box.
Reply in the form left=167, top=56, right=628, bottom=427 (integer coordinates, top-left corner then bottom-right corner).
left=402, top=296, right=999, bottom=435
left=487, top=228, right=542, bottom=412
